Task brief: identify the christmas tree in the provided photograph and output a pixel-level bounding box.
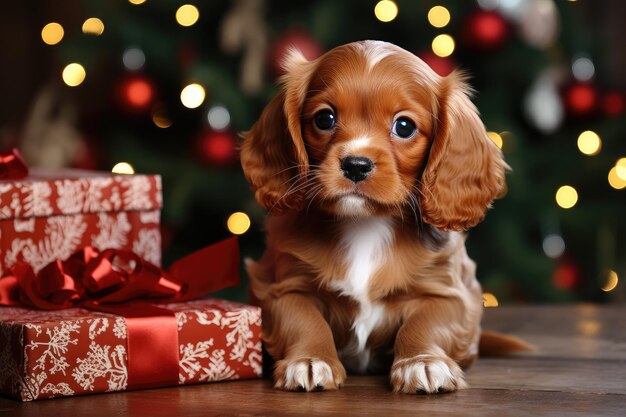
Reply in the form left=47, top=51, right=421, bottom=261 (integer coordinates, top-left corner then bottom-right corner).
left=9, top=0, right=626, bottom=303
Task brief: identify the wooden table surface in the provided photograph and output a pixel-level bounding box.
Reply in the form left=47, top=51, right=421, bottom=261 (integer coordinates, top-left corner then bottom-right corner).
left=1, top=305, right=625, bottom=417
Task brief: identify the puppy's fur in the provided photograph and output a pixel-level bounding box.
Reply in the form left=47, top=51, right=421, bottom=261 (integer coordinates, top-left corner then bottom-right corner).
left=241, top=41, right=515, bottom=394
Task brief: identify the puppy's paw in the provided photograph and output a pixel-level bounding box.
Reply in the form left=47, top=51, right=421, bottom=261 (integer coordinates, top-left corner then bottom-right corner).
left=274, top=357, right=346, bottom=392
left=391, top=354, right=466, bottom=394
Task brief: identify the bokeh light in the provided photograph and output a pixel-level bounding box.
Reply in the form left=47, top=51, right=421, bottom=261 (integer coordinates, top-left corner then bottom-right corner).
left=112, top=162, right=135, bottom=175
left=572, top=56, right=595, bottom=82
left=576, top=130, right=601, bottom=156
left=616, top=158, right=626, bottom=180
left=152, top=104, right=173, bottom=129
left=487, top=131, right=503, bottom=149
left=82, top=18, right=105, bottom=35
left=180, top=83, right=206, bottom=109
left=428, top=6, right=450, bottom=28
left=124, top=78, right=153, bottom=109
left=41, top=23, right=64, bottom=45
left=128, top=0, right=146, bottom=5
left=608, top=167, right=626, bottom=190
left=432, top=34, right=455, bottom=57
left=482, top=293, right=499, bottom=307
left=374, top=0, right=398, bottom=23
left=227, top=212, right=251, bottom=235
left=176, top=4, right=200, bottom=27
left=543, top=234, right=565, bottom=259
left=62, top=63, right=86, bottom=87
left=555, top=185, right=578, bottom=209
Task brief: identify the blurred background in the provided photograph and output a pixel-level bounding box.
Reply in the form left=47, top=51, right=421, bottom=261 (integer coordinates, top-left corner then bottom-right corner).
left=0, top=0, right=624, bottom=304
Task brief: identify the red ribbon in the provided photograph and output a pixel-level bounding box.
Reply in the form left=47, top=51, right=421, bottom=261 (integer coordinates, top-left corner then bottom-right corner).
left=0, top=237, right=240, bottom=390
left=0, top=148, right=29, bottom=180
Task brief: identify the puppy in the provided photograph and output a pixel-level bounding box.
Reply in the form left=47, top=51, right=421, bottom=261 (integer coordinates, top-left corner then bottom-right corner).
left=241, top=40, right=511, bottom=394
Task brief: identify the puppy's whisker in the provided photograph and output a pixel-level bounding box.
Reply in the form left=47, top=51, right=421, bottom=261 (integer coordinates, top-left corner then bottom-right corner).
left=305, top=186, right=325, bottom=217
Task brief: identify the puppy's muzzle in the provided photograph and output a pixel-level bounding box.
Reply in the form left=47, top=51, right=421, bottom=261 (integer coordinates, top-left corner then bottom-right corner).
left=340, top=156, right=374, bottom=183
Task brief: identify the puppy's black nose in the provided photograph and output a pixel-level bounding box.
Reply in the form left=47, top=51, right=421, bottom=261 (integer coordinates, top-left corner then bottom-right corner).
left=340, top=156, right=374, bottom=183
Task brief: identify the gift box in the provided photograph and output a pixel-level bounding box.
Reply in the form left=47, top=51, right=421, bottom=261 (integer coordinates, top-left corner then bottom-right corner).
left=0, top=168, right=162, bottom=276
left=0, top=298, right=262, bottom=401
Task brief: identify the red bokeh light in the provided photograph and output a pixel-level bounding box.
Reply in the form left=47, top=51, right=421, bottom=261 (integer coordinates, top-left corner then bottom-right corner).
left=601, top=92, right=625, bottom=116
left=124, top=78, right=153, bottom=109
left=563, top=83, right=597, bottom=115
left=199, top=131, right=238, bottom=166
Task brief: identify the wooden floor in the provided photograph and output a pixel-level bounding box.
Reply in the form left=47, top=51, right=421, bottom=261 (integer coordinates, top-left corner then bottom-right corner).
left=1, top=305, right=625, bottom=416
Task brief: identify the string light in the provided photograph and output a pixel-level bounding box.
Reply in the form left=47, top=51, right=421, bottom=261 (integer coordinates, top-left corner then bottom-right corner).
left=576, top=130, right=601, bottom=156
left=374, top=0, right=398, bottom=23
left=180, top=83, right=205, bottom=109
left=62, top=63, right=86, bottom=87
left=601, top=270, right=618, bottom=292
left=111, top=162, right=135, bottom=174
left=487, top=131, right=503, bottom=149
left=41, top=22, right=64, bottom=45
left=82, top=18, right=105, bottom=35
left=608, top=167, right=626, bottom=190
left=128, top=0, right=146, bottom=5
left=428, top=6, right=450, bottom=28
left=227, top=212, right=251, bottom=235
left=207, top=105, right=231, bottom=131
left=555, top=185, right=578, bottom=209
left=176, top=4, right=200, bottom=27
left=616, top=158, right=626, bottom=180
left=482, top=293, right=499, bottom=307
left=432, top=34, right=455, bottom=58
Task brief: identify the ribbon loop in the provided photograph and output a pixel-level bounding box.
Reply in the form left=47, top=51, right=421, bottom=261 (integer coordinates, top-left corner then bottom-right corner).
left=0, top=148, right=29, bottom=180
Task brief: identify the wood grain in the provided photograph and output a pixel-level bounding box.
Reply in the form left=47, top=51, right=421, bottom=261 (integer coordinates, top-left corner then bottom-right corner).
left=1, top=305, right=625, bottom=416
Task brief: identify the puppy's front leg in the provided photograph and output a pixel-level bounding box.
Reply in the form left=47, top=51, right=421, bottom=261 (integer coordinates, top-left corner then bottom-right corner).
left=265, top=293, right=346, bottom=391
left=391, top=299, right=477, bottom=394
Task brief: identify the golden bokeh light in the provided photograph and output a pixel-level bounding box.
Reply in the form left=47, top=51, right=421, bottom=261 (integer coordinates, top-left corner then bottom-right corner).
left=176, top=4, right=200, bottom=27
left=576, top=130, right=601, bottom=156
left=111, top=162, right=135, bottom=175
left=555, top=185, right=578, bottom=209
left=615, top=158, right=626, bottom=180
left=152, top=105, right=173, bottom=129
left=487, top=131, right=503, bottom=149
left=428, top=6, right=451, bottom=28
left=608, top=167, right=626, bottom=190
left=374, top=0, right=398, bottom=23
left=432, top=34, right=455, bottom=58
left=227, top=212, right=251, bottom=235
left=482, top=292, right=499, bottom=308
left=82, top=18, right=105, bottom=35
left=41, top=22, right=64, bottom=45
left=62, top=63, right=86, bottom=87
left=601, top=270, right=619, bottom=292
left=180, top=83, right=206, bottom=109
left=128, top=0, right=146, bottom=4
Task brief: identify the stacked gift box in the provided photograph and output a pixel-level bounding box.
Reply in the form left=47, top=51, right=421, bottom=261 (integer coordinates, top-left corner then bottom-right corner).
left=0, top=165, right=261, bottom=401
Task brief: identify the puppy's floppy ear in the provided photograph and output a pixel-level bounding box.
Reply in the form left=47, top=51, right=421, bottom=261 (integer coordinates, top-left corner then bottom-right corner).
left=419, top=71, right=507, bottom=231
left=240, top=50, right=315, bottom=214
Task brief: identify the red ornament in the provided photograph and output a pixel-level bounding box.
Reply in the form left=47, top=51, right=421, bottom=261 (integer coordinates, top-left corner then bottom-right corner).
left=563, top=82, right=597, bottom=116
left=197, top=130, right=238, bottom=166
left=419, top=51, right=455, bottom=77
left=552, top=261, right=579, bottom=290
left=462, top=10, right=510, bottom=52
left=118, top=75, right=155, bottom=112
left=269, top=30, right=324, bottom=76
left=601, top=91, right=625, bottom=116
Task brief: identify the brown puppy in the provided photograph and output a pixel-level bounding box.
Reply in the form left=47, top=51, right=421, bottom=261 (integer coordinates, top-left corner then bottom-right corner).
left=241, top=41, right=508, bottom=394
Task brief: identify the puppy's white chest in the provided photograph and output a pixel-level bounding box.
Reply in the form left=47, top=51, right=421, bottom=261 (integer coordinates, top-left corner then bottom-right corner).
left=330, top=217, right=393, bottom=372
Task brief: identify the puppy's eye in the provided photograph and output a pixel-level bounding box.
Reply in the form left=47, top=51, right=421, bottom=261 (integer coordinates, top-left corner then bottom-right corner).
left=392, top=117, right=417, bottom=139
left=314, top=110, right=336, bottom=130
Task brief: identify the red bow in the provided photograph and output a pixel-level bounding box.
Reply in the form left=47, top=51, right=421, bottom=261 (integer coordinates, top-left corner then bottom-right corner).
left=0, top=148, right=28, bottom=180
left=0, top=238, right=241, bottom=390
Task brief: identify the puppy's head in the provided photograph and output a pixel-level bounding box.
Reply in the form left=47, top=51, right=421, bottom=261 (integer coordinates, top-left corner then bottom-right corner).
left=241, top=41, right=506, bottom=231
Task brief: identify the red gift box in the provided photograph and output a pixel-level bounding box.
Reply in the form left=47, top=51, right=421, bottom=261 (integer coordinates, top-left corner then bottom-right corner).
left=0, top=168, right=162, bottom=275
left=0, top=298, right=262, bottom=401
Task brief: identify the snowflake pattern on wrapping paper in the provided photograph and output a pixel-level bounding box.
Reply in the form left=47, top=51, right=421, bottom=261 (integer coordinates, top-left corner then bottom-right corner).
left=91, top=212, right=131, bottom=250
left=199, top=349, right=236, bottom=382
left=72, top=342, right=128, bottom=391
left=132, top=228, right=161, bottom=266
left=178, top=339, right=214, bottom=383
left=4, top=215, right=88, bottom=273
left=87, top=318, right=109, bottom=340
left=222, top=308, right=262, bottom=363
left=122, top=176, right=153, bottom=211
left=25, top=321, right=80, bottom=376
left=113, top=318, right=127, bottom=339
